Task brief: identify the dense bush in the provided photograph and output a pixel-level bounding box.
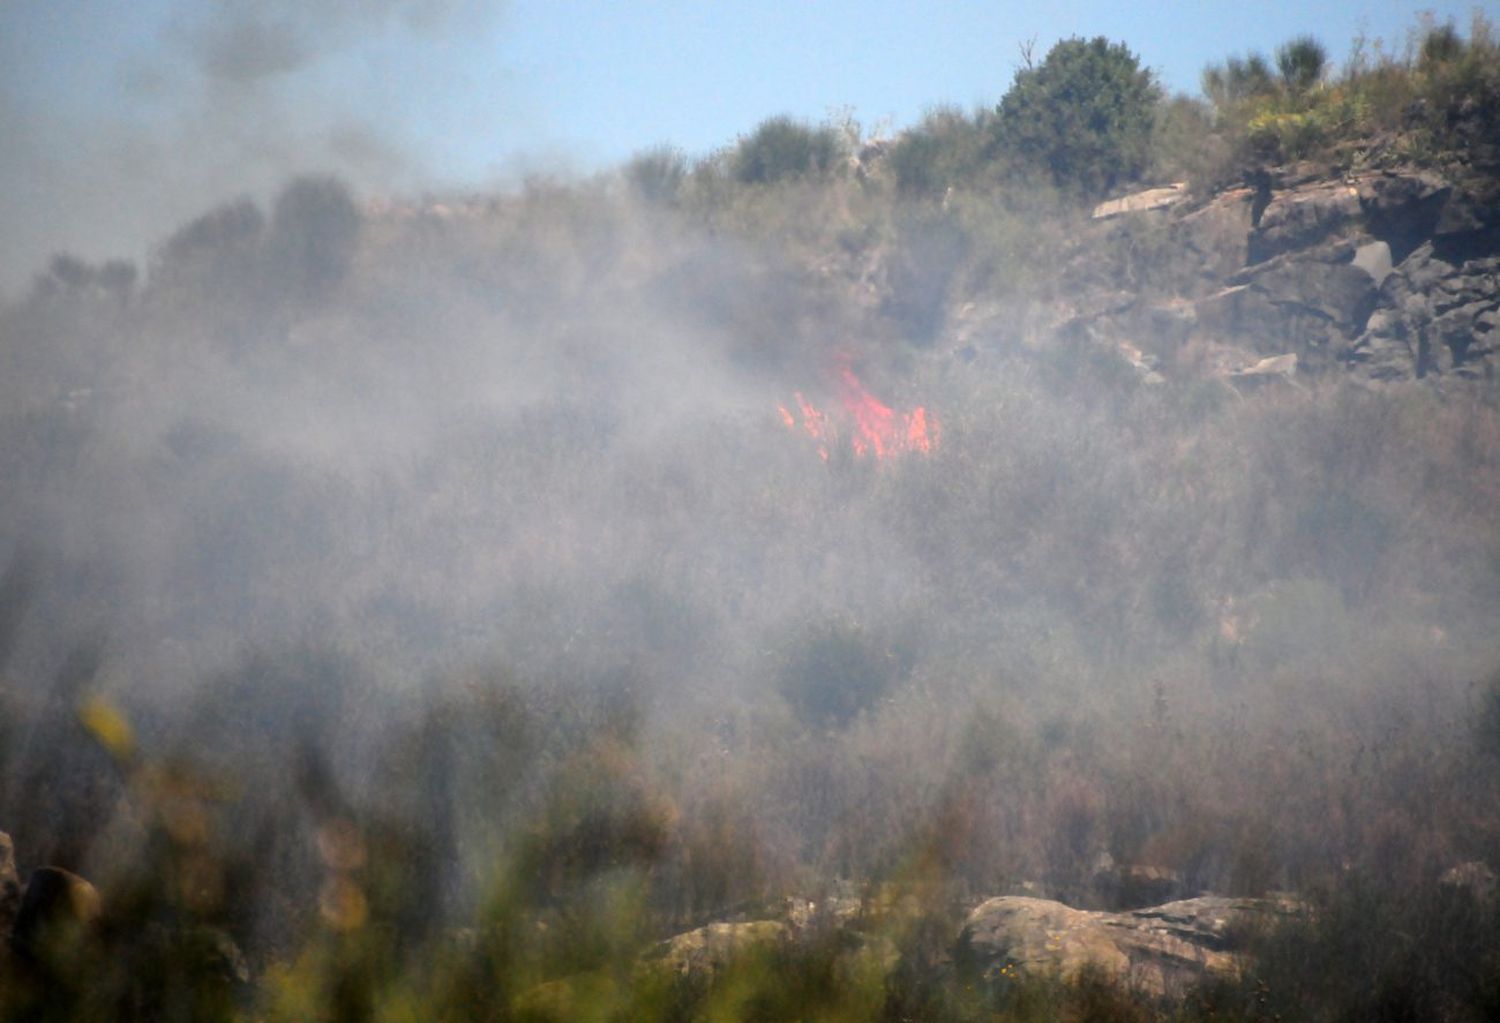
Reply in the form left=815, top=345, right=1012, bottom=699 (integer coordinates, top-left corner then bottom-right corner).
left=1275, top=35, right=1328, bottom=96
left=159, top=199, right=264, bottom=266
left=1202, top=53, right=1278, bottom=111
left=776, top=616, right=910, bottom=730
left=994, top=36, right=1161, bottom=197
left=1198, top=17, right=1500, bottom=170
left=263, top=176, right=361, bottom=306
left=1233, top=873, right=1500, bottom=1022
left=730, top=115, right=846, bottom=185
left=1419, top=22, right=1466, bottom=71
left=886, top=107, right=995, bottom=196
left=1149, top=94, right=1229, bottom=187
left=623, top=145, right=688, bottom=204
left=1415, top=15, right=1500, bottom=162
left=153, top=197, right=265, bottom=288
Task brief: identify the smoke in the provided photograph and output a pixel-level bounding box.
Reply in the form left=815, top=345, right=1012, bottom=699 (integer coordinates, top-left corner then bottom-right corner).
left=174, top=1, right=475, bottom=84
left=0, top=27, right=1497, bottom=958
left=0, top=0, right=504, bottom=299
left=0, top=171, right=848, bottom=694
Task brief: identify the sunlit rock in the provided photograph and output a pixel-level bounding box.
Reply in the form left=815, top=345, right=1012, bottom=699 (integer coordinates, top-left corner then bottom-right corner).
left=1249, top=181, right=1363, bottom=264
left=1227, top=353, right=1299, bottom=389
left=646, top=920, right=788, bottom=979
left=1440, top=861, right=1498, bottom=905
left=1091, top=183, right=1188, bottom=221
left=958, top=894, right=1303, bottom=997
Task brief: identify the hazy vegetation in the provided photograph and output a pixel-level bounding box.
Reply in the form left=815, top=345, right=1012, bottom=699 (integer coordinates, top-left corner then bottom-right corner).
left=1, top=14, right=1498, bottom=1022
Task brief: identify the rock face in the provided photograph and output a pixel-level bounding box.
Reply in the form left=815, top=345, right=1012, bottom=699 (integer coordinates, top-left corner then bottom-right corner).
left=1229, top=353, right=1299, bottom=387
left=958, top=895, right=1302, bottom=997
left=1177, top=189, right=1256, bottom=280
left=9, top=866, right=101, bottom=961
left=1248, top=181, right=1364, bottom=264
left=1440, top=861, right=1498, bottom=905
left=648, top=920, right=788, bottom=979
left=1349, top=245, right=1500, bottom=380
left=1093, top=183, right=1189, bottom=220
left=1241, top=170, right=1497, bottom=382
left=1052, top=164, right=1500, bottom=386
left=0, top=832, right=20, bottom=936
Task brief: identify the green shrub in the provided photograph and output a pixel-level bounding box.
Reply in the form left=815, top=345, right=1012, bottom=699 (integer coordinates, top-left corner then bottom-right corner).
left=95, top=260, right=137, bottom=295
left=887, top=131, right=947, bottom=197
left=1150, top=94, right=1230, bottom=186
left=1277, top=35, right=1328, bottom=96
left=994, top=37, right=1161, bottom=198
left=1194, top=18, right=1500, bottom=168
left=160, top=198, right=264, bottom=263
left=1232, top=872, right=1500, bottom=1023
left=1415, top=13, right=1500, bottom=160
left=887, top=106, right=995, bottom=196
left=624, top=145, right=687, bottom=205
left=1202, top=53, right=1278, bottom=111
left=776, top=617, right=909, bottom=730
left=1246, top=105, right=1338, bottom=161
left=264, top=175, right=361, bottom=305
left=730, top=116, right=846, bottom=186
left=1418, top=22, right=1466, bottom=72
left=154, top=197, right=264, bottom=285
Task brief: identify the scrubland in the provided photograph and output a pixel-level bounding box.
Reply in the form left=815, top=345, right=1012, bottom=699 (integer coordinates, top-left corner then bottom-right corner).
left=2, top=14, right=1499, bottom=1022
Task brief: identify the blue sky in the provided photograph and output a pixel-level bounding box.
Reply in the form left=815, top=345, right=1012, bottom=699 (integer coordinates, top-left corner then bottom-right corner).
left=0, top=0, right=1492, bottom=292
left=485, top=1, right=1495, bottom=172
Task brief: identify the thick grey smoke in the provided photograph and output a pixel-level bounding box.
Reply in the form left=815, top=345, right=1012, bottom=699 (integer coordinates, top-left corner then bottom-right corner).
left=1, top=22, right=1497, bottom=976
left=0, top=0, right=503, bottom=298
left=175, top=0, right=475, bottom=84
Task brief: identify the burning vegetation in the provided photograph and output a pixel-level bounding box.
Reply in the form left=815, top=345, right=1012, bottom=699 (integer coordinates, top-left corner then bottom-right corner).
left=779, top=364, right=939, bottom=462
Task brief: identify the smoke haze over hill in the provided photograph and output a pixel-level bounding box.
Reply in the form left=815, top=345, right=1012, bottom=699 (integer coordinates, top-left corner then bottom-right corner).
left=1, top=12, right=1499, bottom=1020
left=0, top=1, right=509, bottom=298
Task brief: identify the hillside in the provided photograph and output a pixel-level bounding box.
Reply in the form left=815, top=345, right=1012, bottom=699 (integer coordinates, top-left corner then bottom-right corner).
left=0, top=17, right=1498, bottom=1023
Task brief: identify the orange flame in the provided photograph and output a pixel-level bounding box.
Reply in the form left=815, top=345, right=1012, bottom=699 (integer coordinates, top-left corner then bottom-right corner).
left=778, top=368, right=938, bottom=461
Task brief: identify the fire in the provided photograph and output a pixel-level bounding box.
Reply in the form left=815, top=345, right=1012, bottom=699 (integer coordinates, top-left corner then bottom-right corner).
left=778, top=366, right=939, bottom=461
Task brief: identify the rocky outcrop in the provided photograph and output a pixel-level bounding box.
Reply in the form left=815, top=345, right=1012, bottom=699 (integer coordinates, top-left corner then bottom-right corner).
left=1357, top=171, right=1452, bottom=261
left=1062, top=165, right=1500, bottom=385
left=1096, top=863, right=1188, bottom=910
left=647, top=920, right=788, bottom=979
left=1176, top=189, right=1256, bottom=280
left=1244, top=167, right=1450, bottom=265
left=1243, top=169, right=1497, bottom=382
left=1347, top=244, right=1499, bottom=380
left=0, top=832, right=19, bottom=936
left=1184, top=241, right=1383, bottom=368
left=2, top=853, right=250, bottom=1012
left=1228, top=353, right=1299, bottom=389
left=1248, top=180, right=1364, bottom=264
left=1093, top=184, right=1188, bottom=220
left=1230, top=242, right=1380, bottom=329
left=9, top=866, right=101, bottom=962
left=1440, top=861, right=1498, bottom=905
left=958, top=894, right=1302, bottom=997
